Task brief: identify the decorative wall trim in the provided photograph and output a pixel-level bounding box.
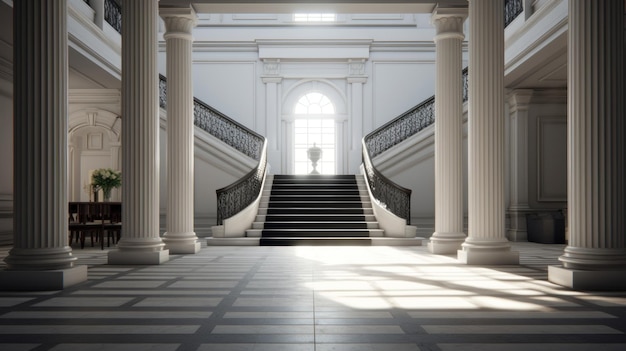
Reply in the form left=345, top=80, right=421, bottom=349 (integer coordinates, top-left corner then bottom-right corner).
left=536, top=115, right=567, bottom=202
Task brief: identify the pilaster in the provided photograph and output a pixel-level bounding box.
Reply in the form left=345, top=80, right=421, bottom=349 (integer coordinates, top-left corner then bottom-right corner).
left=549, top=0, right=626, bottom=290
left=348, top=59, right=368, bottom=175
left=108, top=0, right=169, bottom=264
left=428, top=6, right=468, bottom=254
left=506, top=89, right=533, bottom=242
left=0, top=0, right=87, bottom=290
left=160, top=6, right=201, bottom=254
left=459, top=0, right=519, bottom=265
left=262, top=59, right=282, bottom=172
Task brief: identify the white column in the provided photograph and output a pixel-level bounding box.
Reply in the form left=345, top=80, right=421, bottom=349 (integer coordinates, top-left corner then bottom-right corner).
left=161, top=7, right=201, bottom=254
left=458, top=0, right=519, bottom=265
left=110, top=143, right=122, bottom=202
left=108, top=0, right=169, bottom=264
left=506, top=90, right=532, bottom=242
left=549, top=0, right=626, bottom=290
left=428, top=7, right=467, bottom=254
left=0, top=0, right=87, bottom=290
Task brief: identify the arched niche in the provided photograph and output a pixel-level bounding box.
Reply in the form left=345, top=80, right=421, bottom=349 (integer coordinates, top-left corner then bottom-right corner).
left=68, top=109, right=122, bottom=201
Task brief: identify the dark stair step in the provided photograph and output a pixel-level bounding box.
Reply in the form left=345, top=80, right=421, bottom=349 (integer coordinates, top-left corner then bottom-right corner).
left=266, top=215, right=367, bottom=222
left=268, top=201, right=364, bottom=208
left=267, top=208, right=366, bottom=215
left=271, top=189, right=361, bottom=196
left=261, top=229, right=370, bottom=237
left=263, top=222, right=368, bottom=229
left=273, top=174, right=356, bottom=179
left=260, top=237, right=371, bottom=246
left=273, top=178, right=356, bottom=184
left=272, top=184, right=359, bottom=190
left=270, top=195, right=363, bottom=202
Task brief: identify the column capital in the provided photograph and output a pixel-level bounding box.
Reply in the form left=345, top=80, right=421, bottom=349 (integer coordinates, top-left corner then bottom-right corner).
left=160, top=6, right=197, bottom=40
left=432, top=6, right=467, bottom=41
left=507, top=89, right=533, bottom=112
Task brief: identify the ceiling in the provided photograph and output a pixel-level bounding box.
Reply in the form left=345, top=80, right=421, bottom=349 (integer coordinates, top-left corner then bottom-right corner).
left=160, top=0, right=442, bottom=14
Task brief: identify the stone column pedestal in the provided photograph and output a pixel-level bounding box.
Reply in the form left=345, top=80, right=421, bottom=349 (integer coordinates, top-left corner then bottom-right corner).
left=428, top=6, right=468, bottom=254
left=108, top=0, right=169, bottom=265
left=548, top=0, right=626, bottom=290
left=161, top=6, right=201, bottom=254
left=459, top=0, right=518, bottom=265
left=0, top=0, right=87, bottom=290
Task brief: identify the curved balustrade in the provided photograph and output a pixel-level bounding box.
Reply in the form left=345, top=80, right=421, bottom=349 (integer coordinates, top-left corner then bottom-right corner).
left=362, top=139, right=412, bottom=224
left=159, top=75, right=267, bottom=225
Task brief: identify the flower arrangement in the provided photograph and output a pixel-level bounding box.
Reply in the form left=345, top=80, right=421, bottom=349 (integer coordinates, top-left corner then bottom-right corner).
left=91, top=168, right=121, bottom=201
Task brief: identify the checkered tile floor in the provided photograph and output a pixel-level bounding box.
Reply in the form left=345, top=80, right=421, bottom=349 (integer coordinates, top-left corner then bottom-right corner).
left=1, top=242, right=625, bottom=351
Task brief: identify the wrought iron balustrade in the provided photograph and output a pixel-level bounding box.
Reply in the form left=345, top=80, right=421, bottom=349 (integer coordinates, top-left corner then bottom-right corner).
left=362, top=139, right=412, bottom=224
left=364, top=67, right=468, bottom=159
left=104, top=0, right=121, bottom=34
left=505, top=0, right=524, bottom=27
left=216, top=140, right=267, bottom=225
left=361, top=68, right=468, bottom=224
left=159, top=75, right=267, bottom=224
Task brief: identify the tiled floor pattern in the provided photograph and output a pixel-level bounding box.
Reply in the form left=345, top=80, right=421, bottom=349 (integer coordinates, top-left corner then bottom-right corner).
left=0, top=242, right=625, bottom=351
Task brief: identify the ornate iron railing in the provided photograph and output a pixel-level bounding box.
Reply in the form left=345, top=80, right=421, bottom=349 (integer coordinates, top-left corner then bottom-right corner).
left=216, top=140, right=267, bottom=225
left=364, top=67, right=468, bottom=159
left=159, top=75, right=267, bottom=224
left=505, top=0, right=524, bottom=27
left=361, top=67, right=469, bottom=224
left=362, top=139, right=412, bottom=224
left=159, top=75, right=265, bottom=161
left=104, top=0, right=121, bottom=34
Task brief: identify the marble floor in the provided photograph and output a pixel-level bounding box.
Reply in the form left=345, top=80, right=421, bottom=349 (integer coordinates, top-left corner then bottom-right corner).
left=0, top=242, right=625, bottom=351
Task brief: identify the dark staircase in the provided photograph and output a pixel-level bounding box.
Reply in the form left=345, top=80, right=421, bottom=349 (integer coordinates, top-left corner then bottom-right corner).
left=247, top=174, right=383, bottom=245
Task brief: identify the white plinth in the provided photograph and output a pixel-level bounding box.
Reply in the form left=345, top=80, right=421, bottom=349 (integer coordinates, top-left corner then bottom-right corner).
left=428, top=234, right=466, bottom=254
left=0, top=266, right=87, bottom=291
left=549, top=265, right=626, bottom=291
left=164, top=239, right=201, bottom=254
left=108, top=249, right=170, bottom=265
left=458, top=247, right=519, bottom=265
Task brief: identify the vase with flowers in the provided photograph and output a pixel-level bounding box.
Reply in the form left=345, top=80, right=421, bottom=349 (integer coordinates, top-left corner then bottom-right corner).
left=91, top=168, right=122, bottom=202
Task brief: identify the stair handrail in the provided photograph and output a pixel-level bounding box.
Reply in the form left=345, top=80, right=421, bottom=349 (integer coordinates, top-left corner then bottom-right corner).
left=364, top=67, right=468, bottom=159
left=159, top=75, right=265, bottom=161
left=216, top=139, right=267, bottom=225
left=361, top=138, right=412, bottom=224
left=361, top=67, right=468, bottom=224
left=159, top=75, right=267, bottom=225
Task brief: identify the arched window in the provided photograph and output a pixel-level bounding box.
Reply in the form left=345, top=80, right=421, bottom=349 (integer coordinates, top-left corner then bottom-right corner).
left=293, top=93, right=336, bottom=174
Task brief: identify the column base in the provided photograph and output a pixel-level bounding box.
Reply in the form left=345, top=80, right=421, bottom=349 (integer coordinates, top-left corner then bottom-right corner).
left=428, top=233, right=466, bottom=254
left=548, top=265, right=626, bottom=291
left=108, top=249, right=170, bottom=265
left=163, top=231, right=201, bottom=254
left=165, top=241, right=201, bottom=254
left=0, top=266, right=87, bottom=291
left=458, top=240, right=519, bottom=265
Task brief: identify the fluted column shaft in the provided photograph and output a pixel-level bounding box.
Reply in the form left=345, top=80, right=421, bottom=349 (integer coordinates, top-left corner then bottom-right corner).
left=506, top=90, right=533, bottom=242
left=549, top=0, right=626, bottom=290
left=459, top=0, right=518, bottom=265
left=1, top=0, right=87, bottom=290
left=108, top=0, right=168, bottom=265
left=161, top=7, right=200, bottom=254
left=428, top=7, right=467, bottom=254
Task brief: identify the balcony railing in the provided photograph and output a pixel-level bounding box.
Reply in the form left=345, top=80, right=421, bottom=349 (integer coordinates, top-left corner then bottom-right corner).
left=104, top=0, right=121, bottom=34
left=159, top=75, right=267, bottom=224
left=505, top=0, right=524, bottom=27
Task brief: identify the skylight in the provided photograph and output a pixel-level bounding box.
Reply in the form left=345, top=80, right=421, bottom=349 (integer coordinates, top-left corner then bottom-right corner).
left=293, top=13, right=336, bottom=22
